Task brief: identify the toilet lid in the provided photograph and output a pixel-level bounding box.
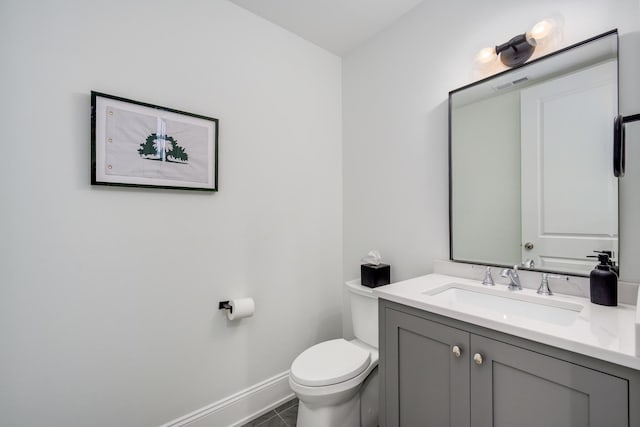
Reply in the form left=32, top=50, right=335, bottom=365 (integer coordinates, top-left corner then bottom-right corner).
left=291, top=339, right=371, bottom=387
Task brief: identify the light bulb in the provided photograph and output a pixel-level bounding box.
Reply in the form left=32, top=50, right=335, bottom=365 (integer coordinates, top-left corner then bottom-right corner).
left=475, top=47, right=497, bottom=65
left=528, top=19, right=554, bottom=41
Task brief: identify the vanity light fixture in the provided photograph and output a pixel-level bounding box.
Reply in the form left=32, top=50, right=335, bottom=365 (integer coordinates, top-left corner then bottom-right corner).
left=475, top=19, right=560, bottom=69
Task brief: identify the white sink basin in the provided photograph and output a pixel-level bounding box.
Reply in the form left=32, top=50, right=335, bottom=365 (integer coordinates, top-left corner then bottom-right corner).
left=424, top=283, right=584, bottom=326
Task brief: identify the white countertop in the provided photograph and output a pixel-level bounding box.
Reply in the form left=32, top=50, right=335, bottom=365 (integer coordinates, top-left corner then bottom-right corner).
left=374, top=273, right=640, bottom=371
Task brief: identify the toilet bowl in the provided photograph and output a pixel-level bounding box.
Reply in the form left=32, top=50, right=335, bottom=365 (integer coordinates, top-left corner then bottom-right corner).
left=289, top=281, right=379, bottom=427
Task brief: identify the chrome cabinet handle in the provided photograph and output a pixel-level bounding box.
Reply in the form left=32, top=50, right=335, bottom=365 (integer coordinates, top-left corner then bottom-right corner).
left=452, top=345, right=462, bottom=358
left=473, top=353, right=483, bottom=365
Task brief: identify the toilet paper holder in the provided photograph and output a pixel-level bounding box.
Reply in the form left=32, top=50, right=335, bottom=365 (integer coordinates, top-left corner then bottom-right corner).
left=218, top=300, right=233, bottom=313
left=218, top=298, right=255, bottom=320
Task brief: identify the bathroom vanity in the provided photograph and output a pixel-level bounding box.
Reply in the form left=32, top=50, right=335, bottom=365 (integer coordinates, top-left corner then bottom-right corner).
left=376, top=27, right=640, bottom=427
left=375, top=273, right=640, bottom=427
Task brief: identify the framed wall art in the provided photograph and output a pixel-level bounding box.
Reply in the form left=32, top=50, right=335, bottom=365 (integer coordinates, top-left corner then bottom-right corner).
left=91, top=91, right=218, bottom=191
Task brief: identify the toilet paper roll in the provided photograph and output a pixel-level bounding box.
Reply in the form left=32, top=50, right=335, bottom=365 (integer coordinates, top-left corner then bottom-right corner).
left=227, top=298, right=255, bottom=320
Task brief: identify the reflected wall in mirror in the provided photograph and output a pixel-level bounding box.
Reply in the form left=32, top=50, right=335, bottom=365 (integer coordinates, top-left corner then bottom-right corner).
left=449, top=30, right=619, bottom=276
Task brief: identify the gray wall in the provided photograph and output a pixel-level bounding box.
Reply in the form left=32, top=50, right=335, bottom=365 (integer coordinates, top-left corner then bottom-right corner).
left=0, top=1, right=343, bottom=426
left=451, top=91, right=521, bottom=266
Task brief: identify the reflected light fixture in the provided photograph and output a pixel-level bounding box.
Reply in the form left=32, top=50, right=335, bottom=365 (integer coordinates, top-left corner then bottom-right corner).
left=476, top=19, right=560, bottom=69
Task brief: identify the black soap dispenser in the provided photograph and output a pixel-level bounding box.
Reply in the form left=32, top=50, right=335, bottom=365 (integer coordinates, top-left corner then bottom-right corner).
left=588, top=250, right=619, bottom=276
left=589, top=252, right=618, bottom=306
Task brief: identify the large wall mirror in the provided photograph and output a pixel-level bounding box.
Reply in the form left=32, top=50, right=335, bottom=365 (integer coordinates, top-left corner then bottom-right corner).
left=449, top=30, right=618, bottom=276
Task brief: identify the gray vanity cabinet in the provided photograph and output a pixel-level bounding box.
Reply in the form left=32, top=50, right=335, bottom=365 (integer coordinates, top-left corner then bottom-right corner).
left=470, top=334, right=627, bottom=427
left=379, top=300, right=637, bottom=427
left=383, top=307, right=470, bottom=427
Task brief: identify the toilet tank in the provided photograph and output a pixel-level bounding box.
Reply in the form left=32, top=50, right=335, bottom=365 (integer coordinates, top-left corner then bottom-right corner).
left=345, top=280, right=379, bottom=348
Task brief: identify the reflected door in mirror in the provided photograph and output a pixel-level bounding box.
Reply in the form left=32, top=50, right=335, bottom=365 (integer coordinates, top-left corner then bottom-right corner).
left=520, top=60, right=618, bottom=274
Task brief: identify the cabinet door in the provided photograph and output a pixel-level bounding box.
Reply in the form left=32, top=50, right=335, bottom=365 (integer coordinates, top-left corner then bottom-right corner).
left=470, top=334, right=629, bottom=427
left=384, top=308, right=470, bottom=427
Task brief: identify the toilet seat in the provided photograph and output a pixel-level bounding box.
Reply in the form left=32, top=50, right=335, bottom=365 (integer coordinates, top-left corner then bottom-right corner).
left=290, top=339, right=371, bottom=387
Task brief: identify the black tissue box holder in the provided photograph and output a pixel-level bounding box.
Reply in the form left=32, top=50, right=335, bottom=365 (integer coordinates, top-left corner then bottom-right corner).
left=361, top=263, right=390, bottom=288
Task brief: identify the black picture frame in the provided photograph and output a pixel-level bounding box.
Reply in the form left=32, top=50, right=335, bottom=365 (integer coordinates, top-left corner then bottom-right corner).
left=91, top=91, right=218, bottom=191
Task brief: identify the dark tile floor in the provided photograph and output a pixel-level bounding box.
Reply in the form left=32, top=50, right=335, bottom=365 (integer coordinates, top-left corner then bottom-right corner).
left=241, top=398, right=298, bottom=427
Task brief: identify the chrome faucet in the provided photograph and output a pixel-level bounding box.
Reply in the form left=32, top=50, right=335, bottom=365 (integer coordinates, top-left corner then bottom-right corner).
left=537, top=272, right=569, bottom=296
left=471, top=265, right=495, bottom=286
left=501, top=265, right=522, bottom=291
left=481, top=266, right=495, bottom=286
left=521, top=259, right=535, bottom=268
left=537, top=273, right=553, bottom=295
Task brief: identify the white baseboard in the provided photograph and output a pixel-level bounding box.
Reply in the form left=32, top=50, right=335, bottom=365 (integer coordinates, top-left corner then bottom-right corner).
left=159, top=371, right=295, bottom=427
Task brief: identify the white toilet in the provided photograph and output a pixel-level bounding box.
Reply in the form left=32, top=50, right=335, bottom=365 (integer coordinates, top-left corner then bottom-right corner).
left=289, top=280, right=379, bottom=427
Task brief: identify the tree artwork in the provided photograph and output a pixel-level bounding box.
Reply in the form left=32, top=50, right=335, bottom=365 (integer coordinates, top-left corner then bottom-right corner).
left=168, top=140, right=188, bottom=162
left=138, top=133, right=189, bottom=164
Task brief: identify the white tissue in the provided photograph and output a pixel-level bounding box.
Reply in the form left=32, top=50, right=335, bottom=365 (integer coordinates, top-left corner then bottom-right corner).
left=227, top=298, right=255, bottom=320
left=361, top=250, right=383, bottom=266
